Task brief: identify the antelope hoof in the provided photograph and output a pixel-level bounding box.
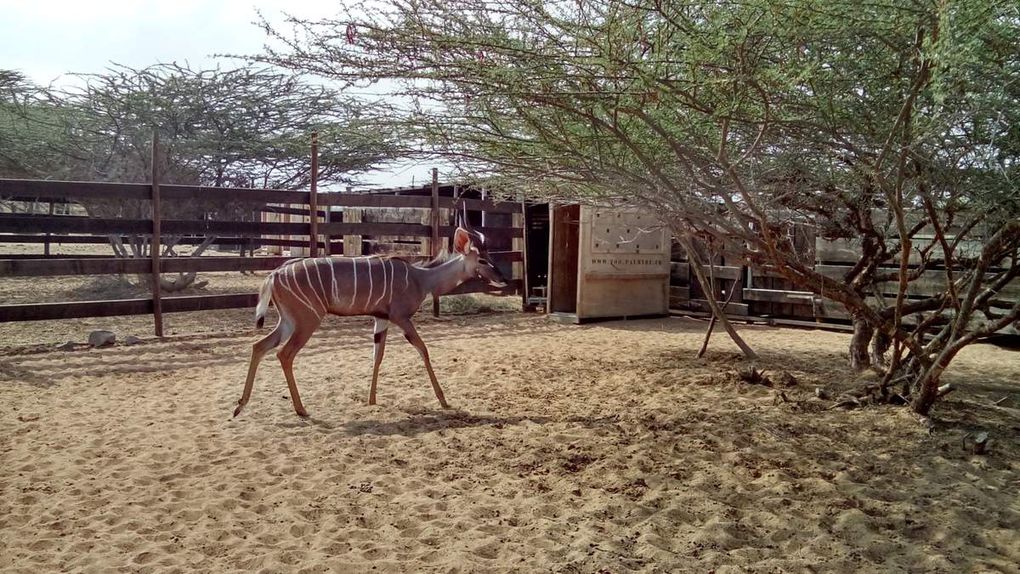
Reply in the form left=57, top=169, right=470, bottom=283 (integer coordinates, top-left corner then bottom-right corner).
left=295, top=407, right=310, bottom=418
left=232, top=404, right=245, bottom=417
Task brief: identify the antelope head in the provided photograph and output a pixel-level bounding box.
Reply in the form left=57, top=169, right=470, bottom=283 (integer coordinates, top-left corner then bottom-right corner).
left=453, top=225, right=507, bottom=288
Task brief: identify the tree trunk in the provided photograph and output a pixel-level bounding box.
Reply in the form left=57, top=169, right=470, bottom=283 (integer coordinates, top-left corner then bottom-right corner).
left=849, top=318, right=873, bottom=371
left=871, top=330, right=891, bottom=367
left=910, top=365, right=945, bottom=415
left=678, top=235, right=758, bottom=360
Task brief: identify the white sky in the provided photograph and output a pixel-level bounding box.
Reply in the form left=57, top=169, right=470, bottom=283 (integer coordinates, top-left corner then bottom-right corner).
left=0, top=0, right=437, bottom=188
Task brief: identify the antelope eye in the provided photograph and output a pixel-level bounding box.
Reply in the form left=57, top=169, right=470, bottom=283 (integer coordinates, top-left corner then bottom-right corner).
left=478, top=258, right=490, bottom=265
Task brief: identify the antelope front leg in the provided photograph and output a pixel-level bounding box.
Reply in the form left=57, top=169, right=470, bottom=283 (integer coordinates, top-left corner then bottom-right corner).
left=233, top=324, right=287, bottom=417
left=393, top=318, right=449, bottom=409
left=369, top=318, right=389, bottom=406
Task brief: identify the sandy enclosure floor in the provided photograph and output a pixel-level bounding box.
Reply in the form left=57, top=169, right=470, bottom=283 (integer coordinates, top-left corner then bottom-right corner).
left=1, top=313, right=1019, bottom=573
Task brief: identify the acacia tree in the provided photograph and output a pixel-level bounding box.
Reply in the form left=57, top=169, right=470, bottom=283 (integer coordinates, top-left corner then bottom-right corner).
left=255, top=0, right=1019, bottom=415
left=8, top=63, right=402, bottom=289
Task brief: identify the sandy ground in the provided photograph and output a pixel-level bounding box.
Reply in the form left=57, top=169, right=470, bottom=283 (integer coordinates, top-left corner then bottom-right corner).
left=1, top=310, right=1018, bottom=573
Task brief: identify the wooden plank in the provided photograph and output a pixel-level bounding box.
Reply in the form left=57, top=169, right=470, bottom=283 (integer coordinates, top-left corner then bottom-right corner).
left=322, top=193, right=434, bottom=209
left=699, top=264, right=742, bottom=281
left=0, top=234, right=317, bottom=249
left=815, top=237, right=985, bottom=265
left=0, top=293, right=258, bottom=323
left=0, top=256, right=294, bottom=276
left=0, top=215, right=151, bottom=234
left=669, top=309, right=765, bottom=323
left=44, top=201, right=53, bottom=256
left=323, top=205, right=331, bottom=257
left=438, top=196, right=521, bottom=214
left=0, top=215, right=312, bottom=236
left=438, top=225, right=523, bottom=239
left=669, top=286, right=690, bottom=300
left=772, top=318, right=855, bottom=332
left=0, top=179, right=151, bottom=201
left=259, top=205, right=328, bottom=217
left=162, top=219, right=310, bottom=237
left=743, top=288, right=818, bottom=304
left=0, top=178, right=310, bottom=204
left=164, top=185, right=309, bottom=205
left=816, top=265, right=1020, bottom=301
left=688, top=299, right=749, bottom=316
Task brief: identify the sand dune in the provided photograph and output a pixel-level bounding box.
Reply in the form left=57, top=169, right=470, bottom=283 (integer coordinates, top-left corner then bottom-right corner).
left=2, top=313, right=1018, bottom=572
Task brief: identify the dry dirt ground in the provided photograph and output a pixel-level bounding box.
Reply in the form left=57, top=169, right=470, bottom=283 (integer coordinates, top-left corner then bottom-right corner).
left=1, top=308, right=1018, bottom=573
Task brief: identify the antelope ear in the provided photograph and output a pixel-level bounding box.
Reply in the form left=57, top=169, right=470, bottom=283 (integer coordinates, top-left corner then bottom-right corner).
left=453, top=227, right=472, bottom=254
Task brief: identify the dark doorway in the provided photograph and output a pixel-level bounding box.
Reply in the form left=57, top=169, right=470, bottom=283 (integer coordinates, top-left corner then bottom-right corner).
left=548, top=204, right=580, bottom=314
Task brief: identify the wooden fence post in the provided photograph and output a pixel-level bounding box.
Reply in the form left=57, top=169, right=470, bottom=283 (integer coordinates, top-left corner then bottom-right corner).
left=150, top=130, right=164, bottom=337
left=323, top=205, right=331, bottom=256
left=44, top=201, right=53, bottom=256
left=431, top=168, right=441, bottom=317
left=309, top=132, right=319, bottom=258
left=343, top=186, right=362, bottom=257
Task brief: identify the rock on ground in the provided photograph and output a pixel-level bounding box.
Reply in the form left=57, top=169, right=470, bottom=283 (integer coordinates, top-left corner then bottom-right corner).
left=88, top=330, right=116, bottom=348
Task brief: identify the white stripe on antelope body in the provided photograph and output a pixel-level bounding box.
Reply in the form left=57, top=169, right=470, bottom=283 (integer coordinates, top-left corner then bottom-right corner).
left=234, top=225, right=507, bottom=417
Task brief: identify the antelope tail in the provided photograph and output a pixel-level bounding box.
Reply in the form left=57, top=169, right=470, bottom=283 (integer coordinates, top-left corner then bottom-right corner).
left=255, top=275, right=274, bottom=328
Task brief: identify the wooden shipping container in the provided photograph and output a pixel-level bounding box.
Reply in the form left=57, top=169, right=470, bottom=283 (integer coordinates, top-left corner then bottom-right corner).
left=547, top=204, right=670, bottom=323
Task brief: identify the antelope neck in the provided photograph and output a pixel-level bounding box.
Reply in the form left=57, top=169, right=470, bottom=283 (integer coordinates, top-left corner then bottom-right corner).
left=414, top=254, right=470, bottom=296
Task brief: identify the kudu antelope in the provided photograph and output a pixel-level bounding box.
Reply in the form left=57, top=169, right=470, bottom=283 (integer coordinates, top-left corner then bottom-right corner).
left=233, top=224, right=506, bottom=417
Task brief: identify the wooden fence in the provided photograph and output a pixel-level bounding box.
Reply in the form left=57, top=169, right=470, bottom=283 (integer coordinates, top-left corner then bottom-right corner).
left=667, top=231, right=1019, bottom=334
left=0, top=172, right=524, bottom=334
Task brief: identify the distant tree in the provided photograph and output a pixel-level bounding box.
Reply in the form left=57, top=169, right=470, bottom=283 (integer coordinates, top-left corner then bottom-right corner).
left=255, top=0, right=1019, bottom=415
left=6, top=63, right=403, bottom=290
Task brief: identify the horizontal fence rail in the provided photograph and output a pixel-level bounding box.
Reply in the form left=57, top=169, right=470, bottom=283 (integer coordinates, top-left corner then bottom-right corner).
left=1, top=179, right=523, bottom=213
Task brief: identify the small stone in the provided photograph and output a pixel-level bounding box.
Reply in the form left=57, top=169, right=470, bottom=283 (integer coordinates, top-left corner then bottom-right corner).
left=124, top=335, right=143, bottom=346
left=56, top=341, right=76, bottom=351
left=88, top=330, right=116, bottom=348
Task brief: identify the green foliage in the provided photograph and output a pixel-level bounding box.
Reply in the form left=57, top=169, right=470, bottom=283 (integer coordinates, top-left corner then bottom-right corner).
left=256, top=0, right=1017, bottom=221
left=0, top=71, right=72, bottom=179
left=2, top=63, right=403, bottom=192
